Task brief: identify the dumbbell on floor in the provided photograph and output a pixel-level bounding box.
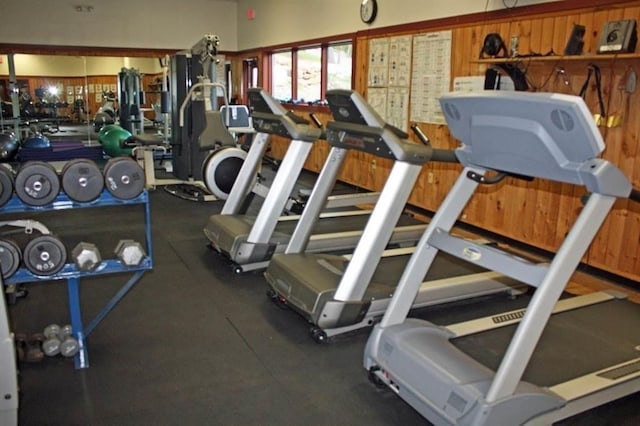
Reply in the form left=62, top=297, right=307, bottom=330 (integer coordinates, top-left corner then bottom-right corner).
left=42, top=324, right=79, bottom=357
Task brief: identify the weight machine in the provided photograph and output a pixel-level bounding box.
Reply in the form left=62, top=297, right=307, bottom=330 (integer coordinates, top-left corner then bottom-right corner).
left=145, top=34, right=250, bottom=200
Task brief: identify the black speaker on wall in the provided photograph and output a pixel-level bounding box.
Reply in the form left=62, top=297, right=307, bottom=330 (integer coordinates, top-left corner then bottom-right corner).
left=564, top=24, right=586, bottom=55
left=597, top=19, right=638, bottom=54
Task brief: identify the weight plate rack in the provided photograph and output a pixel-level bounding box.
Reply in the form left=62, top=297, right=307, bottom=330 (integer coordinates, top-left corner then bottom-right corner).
left=1, top=189, right=153, bottom=369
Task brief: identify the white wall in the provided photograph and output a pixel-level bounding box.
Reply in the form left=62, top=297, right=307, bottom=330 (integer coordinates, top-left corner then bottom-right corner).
left=0, top=0, right=563, bottom=52
left=235, top=0, right=562, bottom=50
left=0, top=0, right=238, bottom=51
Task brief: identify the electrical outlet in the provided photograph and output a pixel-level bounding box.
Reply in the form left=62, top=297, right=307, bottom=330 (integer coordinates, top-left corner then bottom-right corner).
left=427, top=172, right=434, bottom=184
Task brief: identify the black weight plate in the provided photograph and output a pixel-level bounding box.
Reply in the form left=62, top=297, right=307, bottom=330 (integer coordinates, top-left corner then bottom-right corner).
left=61, top=159, right=104, bottom=202
left=103, top=157, right=145, bottom=200
left=15, top=161, right=60, bottom=206
left=0, top=165, right=14, bottom=207
left=0, top=238, right=21, bottom=279
left=23, top=235, right=67, bottom=276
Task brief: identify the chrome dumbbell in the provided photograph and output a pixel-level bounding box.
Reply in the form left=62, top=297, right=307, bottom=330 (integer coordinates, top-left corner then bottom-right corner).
left=59, top=324, right=80, bottom=358
left=42, top=324, right=62, bottom=356
left=42, top=323, right=80, bottom=357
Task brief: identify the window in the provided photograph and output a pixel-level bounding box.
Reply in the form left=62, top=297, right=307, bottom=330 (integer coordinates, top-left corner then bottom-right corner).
left=297, top=47, right=321, bottom=103
left=269, top=40, right=353, bottom=103
left=272, top=50, right=292, bottom=101
left=327, top=43, right=352, bottom=91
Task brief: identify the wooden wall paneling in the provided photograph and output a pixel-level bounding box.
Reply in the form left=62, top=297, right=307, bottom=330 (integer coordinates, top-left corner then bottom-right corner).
left=344, top=1, right=640, bottom=281
left=527, top=17, right=544, bottom=54
left=531, top=180, right=559, bottom=249
left=451, top=26, right=471, bottom=76
left=504, top=179, right=537, bottom=242
left=355, top=37, right=370, bottom=93
left=538, top=16, right=557, bottom=56
left=592, top=69, right=628, bottom=265
left=629, top=200, right=640, bottom=276
left=550, top=15, right=570, bottom=55
left=604, top=200, right=632, bottom=270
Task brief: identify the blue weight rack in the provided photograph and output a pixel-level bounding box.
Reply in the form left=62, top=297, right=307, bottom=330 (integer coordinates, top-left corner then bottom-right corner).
left=1, top=190, right=153, bottom=369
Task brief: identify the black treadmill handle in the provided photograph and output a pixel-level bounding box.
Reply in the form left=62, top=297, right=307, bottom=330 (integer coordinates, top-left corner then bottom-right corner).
left=308, top=113, right=327, bottom=140
left=384, top=123, right=409, bottom=140
left=309, top=113, right=323, bottom=129
left=285, top=110, right=310, bottom=125
left=431, top=149, right=459, bottom=164
left=410, top=123, right=430, bottom=146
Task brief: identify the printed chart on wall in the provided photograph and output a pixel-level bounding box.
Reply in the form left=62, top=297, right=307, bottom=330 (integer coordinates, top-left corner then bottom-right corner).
left=410, top=30, right=452, bottom=124
left=366, top=36, right=412, bottom=132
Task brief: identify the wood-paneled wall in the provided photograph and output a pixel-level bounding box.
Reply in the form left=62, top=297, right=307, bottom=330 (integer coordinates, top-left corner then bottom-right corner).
left=267, top=0, right=640, bottom=283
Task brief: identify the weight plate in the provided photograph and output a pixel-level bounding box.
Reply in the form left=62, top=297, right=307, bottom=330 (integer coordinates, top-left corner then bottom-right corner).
left=0, top=238, right=21, bottom=279
left=0, top=164, right=15, bottom=207
left=202, top=147, right=248, bottom=200
left=103, top=157, right=145, bottom=200
left=61, top=159, right=104, bottom=202
left=15, top=161, right=60, bottom=206
left=23, top=235, right=67, bottom=276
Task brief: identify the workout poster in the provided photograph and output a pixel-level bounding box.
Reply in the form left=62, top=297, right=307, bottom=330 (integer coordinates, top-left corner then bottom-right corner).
left=410, top=30, right=452, bottom=124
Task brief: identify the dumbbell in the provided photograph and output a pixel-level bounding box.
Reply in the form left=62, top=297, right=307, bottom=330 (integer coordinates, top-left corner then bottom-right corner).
left=71, top=241, right=102, bottom=271
left=59, top=325, right=80, bottom=358
left=42, top=323, right=62, bottom=356
left=25, top=333, right=45, bottom=363
left=115, top=239, right=146, bottom=266
left=42, top=324, right=79, bottom=357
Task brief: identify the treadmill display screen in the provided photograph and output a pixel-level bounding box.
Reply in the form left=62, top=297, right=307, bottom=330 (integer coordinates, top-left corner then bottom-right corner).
left=326, top=92, right=367, bottom=125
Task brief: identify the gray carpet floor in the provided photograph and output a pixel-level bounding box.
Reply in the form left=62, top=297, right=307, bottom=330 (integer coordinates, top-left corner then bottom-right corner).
left=6, top=184, right=640, bottom=426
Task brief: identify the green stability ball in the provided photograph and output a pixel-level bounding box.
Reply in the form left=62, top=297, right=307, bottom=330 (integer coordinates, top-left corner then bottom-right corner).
left=98, top=124, right=133, bottom=157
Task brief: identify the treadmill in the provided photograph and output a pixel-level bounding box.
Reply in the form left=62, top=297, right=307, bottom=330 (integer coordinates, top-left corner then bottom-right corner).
left=364, top=91, right=639, bottom=425
left=204, top=88, right=424, bottom=273
left=265, top=89, right=520, bottom=343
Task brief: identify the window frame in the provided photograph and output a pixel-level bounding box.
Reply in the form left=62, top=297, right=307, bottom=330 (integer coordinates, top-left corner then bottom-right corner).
left=267, top=35, right=355, bottom=105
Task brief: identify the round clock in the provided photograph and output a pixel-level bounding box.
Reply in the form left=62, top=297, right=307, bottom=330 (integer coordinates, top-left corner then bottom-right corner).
left=360, top=0, right=378, bottom=24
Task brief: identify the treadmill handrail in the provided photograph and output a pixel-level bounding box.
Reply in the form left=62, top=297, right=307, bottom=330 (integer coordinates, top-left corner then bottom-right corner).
left=326, top=121, right=432, bottom=164
left=248, top=88, right=321, bottom=142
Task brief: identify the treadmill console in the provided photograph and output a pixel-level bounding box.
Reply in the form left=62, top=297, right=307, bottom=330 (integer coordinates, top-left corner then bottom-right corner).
left=325, top=89, right=431, bottom=164
left=441, top=91, right=631, bottom=197
left=247, top=88, right=321, bottom=142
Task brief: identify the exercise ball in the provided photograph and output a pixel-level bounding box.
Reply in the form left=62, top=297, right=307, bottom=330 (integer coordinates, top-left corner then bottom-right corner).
left=23, top=133, right=51, bottom=149
left=98, top=124, right=133, bottom=157
left=0, top=132, right=19, bottom=161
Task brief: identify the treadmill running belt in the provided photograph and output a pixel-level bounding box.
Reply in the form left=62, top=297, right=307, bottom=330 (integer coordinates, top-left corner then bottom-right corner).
left=274, top=210, right=419, bottom=235
left=451, top=297, right=640, bottom=387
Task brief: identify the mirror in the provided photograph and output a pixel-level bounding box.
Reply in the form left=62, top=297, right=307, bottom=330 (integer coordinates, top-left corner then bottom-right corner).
left=0, top=54, right=165, bottom=146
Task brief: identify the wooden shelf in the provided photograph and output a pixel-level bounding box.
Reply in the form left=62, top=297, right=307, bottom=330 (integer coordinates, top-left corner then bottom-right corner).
left=471, top=52, right=640, bottom=64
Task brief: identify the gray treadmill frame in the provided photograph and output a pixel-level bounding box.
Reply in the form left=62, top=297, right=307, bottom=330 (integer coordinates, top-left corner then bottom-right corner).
left=208, top=88, right=425, bottom=272
left=266, top=89, right=520, bottom=337
left=364, top=91, right=636, bottom=425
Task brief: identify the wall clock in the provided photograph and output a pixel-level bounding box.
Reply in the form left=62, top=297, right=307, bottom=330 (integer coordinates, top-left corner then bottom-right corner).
left=360, top=0, right=378, bottom=24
